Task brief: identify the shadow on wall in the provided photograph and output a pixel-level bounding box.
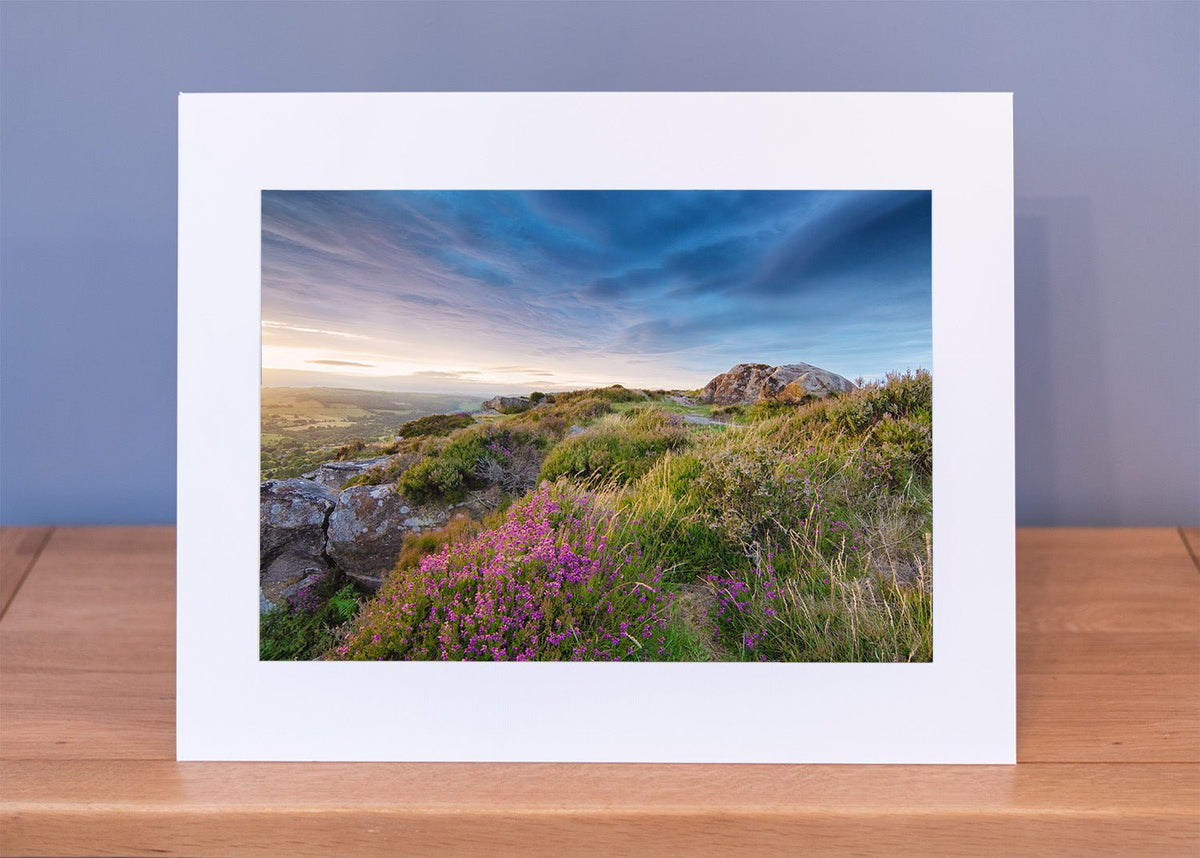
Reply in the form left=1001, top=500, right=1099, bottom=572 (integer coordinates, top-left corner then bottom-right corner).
left=1015, top=197, right=1110, bottom=526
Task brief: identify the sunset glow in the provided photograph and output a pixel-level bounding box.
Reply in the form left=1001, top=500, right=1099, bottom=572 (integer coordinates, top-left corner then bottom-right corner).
left=262, top=190, right=931, bottom=394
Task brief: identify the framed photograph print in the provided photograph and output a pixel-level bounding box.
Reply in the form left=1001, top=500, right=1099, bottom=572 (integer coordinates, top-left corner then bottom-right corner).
left=178, top=92, right=1014, bottom=762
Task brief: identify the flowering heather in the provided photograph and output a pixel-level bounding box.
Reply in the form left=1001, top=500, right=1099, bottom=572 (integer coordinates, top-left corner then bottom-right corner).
left=337, top=489, right=673, bottom=661
left=705, top=547, right=931, bottom=662
left=706, top=557, right=786, bottom=661
left=288, top=574, right=329, bottom=614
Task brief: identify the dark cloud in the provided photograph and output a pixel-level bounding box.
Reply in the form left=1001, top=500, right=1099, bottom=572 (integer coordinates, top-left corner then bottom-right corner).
left=306, top=359, right=373, bottom=367
left=263, top=190, right=931, bottom=383
left=737, top=192, right=931, bottom=300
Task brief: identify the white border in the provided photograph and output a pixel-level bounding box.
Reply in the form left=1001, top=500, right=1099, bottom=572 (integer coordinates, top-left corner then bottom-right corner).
left=178, top=93, right=1014, bottom=763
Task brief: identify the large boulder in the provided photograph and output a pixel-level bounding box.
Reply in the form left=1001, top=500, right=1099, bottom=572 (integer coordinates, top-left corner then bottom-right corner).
left=698, top=363, right=773, bottom=405
left=481, top=395, right=532, bottom=414
left=260, top=478, right=338, bottom=605
left=699, top=362, right=855, bottom=405
left=302, top=455, right=398, bottom=490
left=764, top=363, right=856, bottom=401
left=325, top=485, right=450, bottom=589
left=261, top=478, right=338, bottom=559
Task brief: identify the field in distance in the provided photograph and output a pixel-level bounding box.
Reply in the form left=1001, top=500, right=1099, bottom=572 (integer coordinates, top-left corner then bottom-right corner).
left=261, top=387, right=480, bottom=479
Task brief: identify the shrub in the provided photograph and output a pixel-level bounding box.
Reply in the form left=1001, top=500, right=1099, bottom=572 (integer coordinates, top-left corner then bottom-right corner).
left=336, top=489, right=673, bottom=661
left=506, top=385, right=650, bottom=439
left=688, top=441, right=885, bottom=560
left=398, top=425, right=547, bottom=504
left=396, top=412, right=474, bottom=438
left=555, top=385, right=646, bottom=405
left=398, top=455, right=468, bottom=502
left=870, top=416, right=933, bottom=487
left=476, top=436, right=542, bottom=496
left=342, top=452, right=418, bottom=488
left=555, top=395, right=615, bottom=425
left=331, top=439, right=366, bottom=460
left=511, top=394, right=613, bottom=438
left=746, top=369, right=932, bottom=451
left=669, top=395, right=932, bottom=662
left=826, top=369, right=932, bottom=435
left=538, top=407, right=688, bottom=485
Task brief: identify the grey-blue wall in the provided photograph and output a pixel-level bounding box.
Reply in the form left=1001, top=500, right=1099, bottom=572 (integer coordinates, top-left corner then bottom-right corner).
left=2, top=1, right=1197, bottom=526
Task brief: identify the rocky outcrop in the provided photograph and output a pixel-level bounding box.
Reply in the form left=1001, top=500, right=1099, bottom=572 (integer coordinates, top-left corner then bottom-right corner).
left=325, top=484, right=449, bottom=589
left=260, top=471, right=459, bottom=602
left=261, top=479, right=337, bottom=559
left=699, top=363, right=773, bottom=405
left=302, top=455, right=399, bottom=490
left=699, top=362, right=855, bottom=406
left=260, top=479, right=338, bottom=606
left=481, top=395, right=532, bottom=414
left=764, top=363, right=856, bottom=401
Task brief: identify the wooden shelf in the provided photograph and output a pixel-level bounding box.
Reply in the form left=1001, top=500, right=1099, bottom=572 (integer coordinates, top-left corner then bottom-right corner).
left=2, top=527, right=1197, bottom=856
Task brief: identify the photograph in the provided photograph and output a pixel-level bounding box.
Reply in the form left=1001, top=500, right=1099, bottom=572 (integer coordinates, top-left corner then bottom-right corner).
left=258, top=189, right=933, bottom=663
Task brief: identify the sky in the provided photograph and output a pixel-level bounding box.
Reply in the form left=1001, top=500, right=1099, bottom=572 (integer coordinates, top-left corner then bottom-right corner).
left=261, top=190, right=931, bottom=394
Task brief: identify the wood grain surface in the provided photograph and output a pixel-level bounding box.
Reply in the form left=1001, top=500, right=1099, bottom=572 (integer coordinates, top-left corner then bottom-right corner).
left=0, top=526, right=51, bottom=620
left=1, top=527, right=1197, bottom=856
left=1182, top=527, right=1200, bottom=571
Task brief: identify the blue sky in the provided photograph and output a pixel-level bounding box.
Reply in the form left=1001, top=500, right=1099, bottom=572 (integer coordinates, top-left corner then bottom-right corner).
left=261, top=190, right=930, bottom=393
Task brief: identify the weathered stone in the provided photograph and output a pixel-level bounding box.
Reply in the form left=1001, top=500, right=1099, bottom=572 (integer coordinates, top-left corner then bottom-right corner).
left=260, top=478, right=338, bottom=604
left=302, top=456, right=398, bottom=490
left=325, top=484, right=449, bottom=589
left=699, top=361, right=855, bottom=405
left=260, top=478, right=338, bottom=561
left=698, top=363, right=773, bottom=405
left=765, top=363, right=856, bottom=401
left=481, top=395, right=532, bottom=414
left=261, top=555, right=330, bottom=606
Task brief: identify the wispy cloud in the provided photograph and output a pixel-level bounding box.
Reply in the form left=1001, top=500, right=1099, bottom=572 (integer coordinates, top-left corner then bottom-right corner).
left=306, top=359, right=374, bottom=367
left=262, top=190, right=931, bottom=387
left=262, top=320, right=365, bottom=339
left=411, top=370, right=479, bottom=378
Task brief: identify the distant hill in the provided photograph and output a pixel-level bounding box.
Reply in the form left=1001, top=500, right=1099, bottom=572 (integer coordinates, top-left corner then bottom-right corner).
left=261, top=387, right=480, bottom=479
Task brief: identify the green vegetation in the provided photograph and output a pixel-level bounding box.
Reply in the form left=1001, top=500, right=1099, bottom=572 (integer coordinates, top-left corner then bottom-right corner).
left=331, top=439, right=366, bottom=460
left=260, top=388, right=479, bottom=479
left=397, top=424, right=546, bottom=504
left=340, top=453, right=418, bottom=489
left=260, top=577, right=366, bottom=660
left=538, top=407, right=689, bottom=485
left=336, top=490, right=674, bottom=661
left=396, top=412, right=475, bottom=438
left=266, top=372, right=934, bottom=663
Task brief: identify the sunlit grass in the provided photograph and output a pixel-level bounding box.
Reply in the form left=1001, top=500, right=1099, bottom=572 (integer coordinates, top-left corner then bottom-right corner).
left=268, top=373, right=934, bottom=663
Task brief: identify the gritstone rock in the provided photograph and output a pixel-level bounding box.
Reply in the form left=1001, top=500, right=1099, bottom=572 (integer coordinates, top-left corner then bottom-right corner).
left=259, top=478, right=338, bottom=604
left=698, top=362, right=855, bottom=405
left=325, top=484, right=449, bottom=590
